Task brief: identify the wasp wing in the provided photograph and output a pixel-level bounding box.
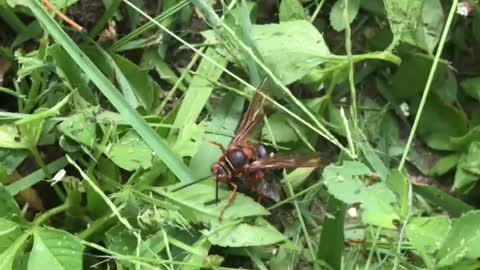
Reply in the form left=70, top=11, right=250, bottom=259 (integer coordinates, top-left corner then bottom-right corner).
left=231, top=79, right=268, bottom=146
left=245, top=153, right=324, bottom=172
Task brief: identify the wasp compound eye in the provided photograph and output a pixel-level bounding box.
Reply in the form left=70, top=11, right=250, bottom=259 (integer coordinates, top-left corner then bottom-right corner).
left=255, top=144, right=268, bottom=159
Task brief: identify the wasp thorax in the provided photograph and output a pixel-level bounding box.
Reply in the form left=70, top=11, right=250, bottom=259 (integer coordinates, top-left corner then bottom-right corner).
left=226, top=150, right=249, bottom=170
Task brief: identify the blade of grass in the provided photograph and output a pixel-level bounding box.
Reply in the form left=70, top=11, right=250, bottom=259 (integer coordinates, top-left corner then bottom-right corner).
left=23, top=0, right=194, bottom=183
left=6, top=155, right=73, bottom=195
left=110, top=0, right=190, bottom=52
left=88, top=0, right=122, bottom=38
left=122, top=0, right=354, bottom=157
left=67, top=155, right=133, bottom=230
left=394, top=2, right=458, bottom=269
left=316, top=196, right=346, bottom=270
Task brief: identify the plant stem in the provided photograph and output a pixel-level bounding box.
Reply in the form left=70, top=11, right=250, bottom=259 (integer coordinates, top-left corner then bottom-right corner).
left=397, top=0, right=458, bottom=170
left=29, top=146, right=66, bottom=201
left=78, top=213, right=115, bottom=240
left=34, top=202, right=69, bottom=226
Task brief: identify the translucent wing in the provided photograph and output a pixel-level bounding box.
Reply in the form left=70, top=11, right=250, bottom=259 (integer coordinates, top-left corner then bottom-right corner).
left=231, top=79, right=268, bottom=147
left=245, top=153, right=324, bottom=172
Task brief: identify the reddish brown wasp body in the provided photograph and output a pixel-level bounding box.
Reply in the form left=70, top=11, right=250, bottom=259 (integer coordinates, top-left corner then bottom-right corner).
left=211, top=80, right=323, bottom=220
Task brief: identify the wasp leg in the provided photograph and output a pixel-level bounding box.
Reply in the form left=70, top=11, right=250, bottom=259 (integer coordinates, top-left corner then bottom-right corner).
left=43, top=0, right=84, bottom=32
left=209, top=141, right=227, bottom=155
left=219, top=182, right=237, bottom=221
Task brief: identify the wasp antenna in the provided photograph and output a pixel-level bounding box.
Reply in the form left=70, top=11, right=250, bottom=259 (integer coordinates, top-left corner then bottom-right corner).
left=171, top=175, right=212, bottom=192
left=215, top=180, right=219, bottom=206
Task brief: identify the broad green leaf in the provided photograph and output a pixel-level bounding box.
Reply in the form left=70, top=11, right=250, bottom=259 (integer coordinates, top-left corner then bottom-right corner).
left=172, top=123, right=204, bottom=158
left=183, top=238, right=211, bottom=270
left=171, top=47, right=226, bottom=130
left=362, top=184, right=400, bottom=228
left=454, top=142, right=480, bottom=191
left=0, top=184, right=23, bottom=222
left=105, top=224, right=137, bottom=257
left=48, top=45, right=95, bottom=103
left=0, top=124, right=28, bottom=149
left=329, top=0, right=361, bottom=32
left=279, top=0, right=307, bottom=22
left=261, top=112, right=299, bottom=143
left=0, top=149, right=28, bottom=175
left=431, top=154, right=460, bottom=176
left=451, top=125, right=480, bottom=150
left=460, top=77, right=480, bottom=103
left=323, top=161, right=371, bottom=204
left=204, top=218, right=286, bottom=247
left=112, top=53, right=160, bottom=112
left=413, top=185, right=473, bottom=218
left=0, top=232, right=29, bottom=270
left=57, top=108, right=97, bottom=148
left=385, top=170, right=409, bottom=218
left=406, top=216, right=451, bottom=254
left=437, top=211, right=480, bottom=267
left=323, top=162, right=400, bottom=228
left=416, top=94, right=468, bottom=150
left=204, top=20, right=332, bottom=85
left=0, top=218, right=23, bottom=253
left=253, top=20, right=331, bottom=84
left=317, top=196, right=346, bottom=270
left=82, top=46, right=139, bottom=109
left=153, top=183, right=269, bottom=224
left=28, top=227, right=84, bottom=270
left=385, top=0, right=444, bottom=53
left=104, top=130, right=153, bottom=171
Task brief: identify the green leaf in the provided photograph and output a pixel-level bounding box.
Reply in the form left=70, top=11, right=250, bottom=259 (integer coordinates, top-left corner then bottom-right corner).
left=406, top=216, right=451, bottom=254
left=104, top=130, right=153, bottom=171
left=0, top=184, right=23, bottom=222
left=451, top=125, right=480, bottom=150
left=0, top=149, right=28, bottom=175
left=0, top=124, right=28, bottom=149
left=47, top=45, right=96, bottom=104
left=279, top=0, right=307, bottom=22
left=0, top=232, right=29, bottom=270
left=416, top=94, right=468, bottom=150
left=171, top=47, right=227, bottom=131
left=384, top=0, right=444, bottom=53
left=0, top=218, right=23, bottom=253
left=21, top=0, right=194, bottom=183
left=57, top=108, right=97, bottom=148
left=253, top=20, right=331, bottom=84
left=28, top=227, right=84, bottom=270
left=323, top=161, right=400, bottom=228
left=323, top=161, right=371, bottom=204
left=317, top=196, right=346, bottom=270
left=413, top=185, right=473, bottom=218
left=172, top=123, right=205, bottom=158
left=153, top=183, right=269, bottom=223
left=437, top=211, right=480, bottom=267
left=261, top=112, right=299, bottom=143
left=329, top=0, right=361, bottom=32
left=431, top=154, right=460, bottom=176
left=385, top=170, right=409, bottom=218
left=112, top=53, right=160, bottom=112
left=204, top=218, right=286, bottom=247
left=454, top=142, right=480, bottom=191
left=362, top=184, right=400, bottom=228
left=460, top=77, right=480, bottom=103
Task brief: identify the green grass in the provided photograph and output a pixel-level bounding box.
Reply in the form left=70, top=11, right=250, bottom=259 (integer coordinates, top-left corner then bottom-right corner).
left=0, top=0, right=479, bottom=269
